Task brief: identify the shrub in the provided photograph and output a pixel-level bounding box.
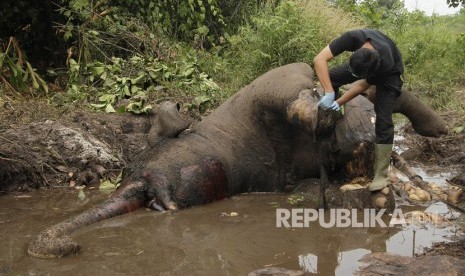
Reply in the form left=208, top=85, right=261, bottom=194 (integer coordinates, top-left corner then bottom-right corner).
left=385, top=11, right=465, bottom=110
left=218, top=0, right=362, bottom=94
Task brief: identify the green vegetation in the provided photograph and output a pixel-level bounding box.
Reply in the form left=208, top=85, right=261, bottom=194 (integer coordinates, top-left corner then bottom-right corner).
left=1, top=0, right=464, bottom=113
left=0, top=38, right=49, bottom=96
left=390, top=12, right=465, bottom=109
left=221, top=0, right=361, bottom=91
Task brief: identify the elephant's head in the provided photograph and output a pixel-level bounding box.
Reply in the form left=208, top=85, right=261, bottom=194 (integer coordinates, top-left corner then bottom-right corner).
left=287, top=89, right=343, bottom=138
left=287, top=89, right=320, bottom=135
left=143, top=171, right=179, bottom=211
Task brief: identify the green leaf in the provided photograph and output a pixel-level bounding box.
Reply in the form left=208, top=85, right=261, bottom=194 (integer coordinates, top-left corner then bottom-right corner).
left=183, top=67, right=195, bottom=77
left=131, top=85, right=141, bottom=93
left=141, top=104, right=152, bottom=113
left=99, top=94, right=116, bottom=103
left=100, top=72, right=107, bottom=80
left=46, top=69, right=58, bottom=77
left=0, top=53, right=6, bottom=68
left=64, top=31, right=73, bottom=41
left=123, top=85, right=131, bottom=96
left=453, top=126, right=464, bottom=133
left=91, top=66, right=105, bottom=75
left=163, top=71, right=172, bottom=79
left=26, top=62, right=40, bottom=90
left=88, top=30, right=100, bottom=36
left=105, top=104, right=116, bottom=113
left=78, top=189, right=86, bottom=200
left=193, top=95, right=210, bottom=106
left=90, top=103, right=107, bottom=109
left=130, top=74, right=145, bottom=84
left=38, top=77, right=49, bottom=95
left=8, top=59, right=19, bottom=77
left=114, top=171, right=123, bottom=188
left=99, top=179, right=117, bottom=194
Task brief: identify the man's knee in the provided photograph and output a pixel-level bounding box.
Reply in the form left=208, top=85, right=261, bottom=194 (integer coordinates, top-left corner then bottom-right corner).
left=375, top=114, right=394, bottom=144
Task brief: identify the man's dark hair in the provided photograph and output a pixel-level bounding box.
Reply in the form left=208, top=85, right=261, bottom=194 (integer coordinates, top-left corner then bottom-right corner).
left=349, top=48, right=380, bottom=78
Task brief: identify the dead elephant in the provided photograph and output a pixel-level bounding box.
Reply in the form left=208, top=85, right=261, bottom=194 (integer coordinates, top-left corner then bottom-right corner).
left=27, top=63, right=446, bottom=258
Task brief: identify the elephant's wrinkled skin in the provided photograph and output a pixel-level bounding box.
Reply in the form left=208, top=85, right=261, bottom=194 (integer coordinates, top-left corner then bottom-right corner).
left=27, top=63, right=446, bottom=258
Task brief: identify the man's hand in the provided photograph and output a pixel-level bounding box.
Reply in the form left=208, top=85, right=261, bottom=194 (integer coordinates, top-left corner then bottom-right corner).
left=317, top=92, right=335, bottom=110
left=330, top=101, right=340, bottom=111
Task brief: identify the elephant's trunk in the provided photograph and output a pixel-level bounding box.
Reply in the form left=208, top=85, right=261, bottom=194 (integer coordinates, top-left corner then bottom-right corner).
left=28, top=181, right=146, bottom=258
left=393, top=90, right=448, bottom=137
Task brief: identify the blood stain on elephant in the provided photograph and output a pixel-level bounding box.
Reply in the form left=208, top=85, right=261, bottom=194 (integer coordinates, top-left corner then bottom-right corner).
left=176, top=158, right=229, bottom=207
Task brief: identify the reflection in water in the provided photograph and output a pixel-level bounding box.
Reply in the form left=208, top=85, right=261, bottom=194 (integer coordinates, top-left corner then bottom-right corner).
left=425, top=201, right=461, bottom=219
left=335, top=248, right=371, bottom=275
left=298, top=253, right=318, bottom=274
left=411, top=167, right=454, bottom=186
left=0, top=188, right=462, bottom=275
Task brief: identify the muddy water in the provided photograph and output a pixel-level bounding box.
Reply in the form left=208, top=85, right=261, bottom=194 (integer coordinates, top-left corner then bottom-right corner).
left=0, top=186, right=462, bottom=276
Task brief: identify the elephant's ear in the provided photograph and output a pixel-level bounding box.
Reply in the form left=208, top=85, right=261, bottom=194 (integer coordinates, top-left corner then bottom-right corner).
left=286, top=89, right=319, bottom=135
left=147, top=101, right=194, bottom=147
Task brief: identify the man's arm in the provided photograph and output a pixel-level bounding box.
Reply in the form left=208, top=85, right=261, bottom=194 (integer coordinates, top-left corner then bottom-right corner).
left=335, top=79, right=370, bottom=106
left=313, top=45, right=335, bottom=93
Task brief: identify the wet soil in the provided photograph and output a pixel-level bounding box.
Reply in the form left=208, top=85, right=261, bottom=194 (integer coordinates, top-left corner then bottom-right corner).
left=0, top=98, right=162, bottom=193
left=395, top=110, right=465, bottom=260
left=420, top=240, right=465, bottom=259
left=398, top=111, right=465, bottom=172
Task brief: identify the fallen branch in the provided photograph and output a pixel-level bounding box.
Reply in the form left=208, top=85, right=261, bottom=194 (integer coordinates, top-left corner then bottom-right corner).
left=391, top=152, right=438, bottom=198
left=391, top=152, right=465, bottom=213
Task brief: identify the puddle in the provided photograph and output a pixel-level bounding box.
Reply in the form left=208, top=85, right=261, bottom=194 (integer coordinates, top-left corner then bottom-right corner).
left=0, top=187, right=463, bottom=276
left=394, top=126, right=459, bottom=186
left=386, top=215, right=461, bottom=257
left=411, top=167, right=455, bottom=186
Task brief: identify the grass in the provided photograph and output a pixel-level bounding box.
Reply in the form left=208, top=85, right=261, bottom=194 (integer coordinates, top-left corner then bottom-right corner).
left=383, top=11, right=465, bottom=111
left=207, top=0, right=363, bottom=97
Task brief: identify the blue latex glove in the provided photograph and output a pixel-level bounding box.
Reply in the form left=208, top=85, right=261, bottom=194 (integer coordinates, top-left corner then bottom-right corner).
left=330, top=101, right=340, bottom=112
left=317, top=92, right=335, bottom=110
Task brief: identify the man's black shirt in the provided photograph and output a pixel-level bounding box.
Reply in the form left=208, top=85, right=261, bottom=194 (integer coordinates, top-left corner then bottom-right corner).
left=328, top=29, right=403, bottom=84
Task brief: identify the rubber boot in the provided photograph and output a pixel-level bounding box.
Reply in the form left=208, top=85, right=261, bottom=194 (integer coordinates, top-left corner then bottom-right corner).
left=368, top=144, right=393, bottom=191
